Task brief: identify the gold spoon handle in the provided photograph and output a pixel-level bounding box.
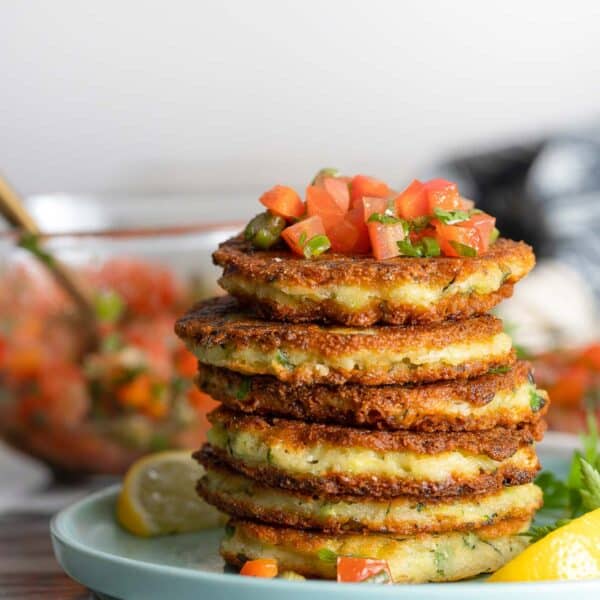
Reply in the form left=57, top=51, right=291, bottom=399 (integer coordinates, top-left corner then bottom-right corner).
left=0, top=173, right=99, bottom=346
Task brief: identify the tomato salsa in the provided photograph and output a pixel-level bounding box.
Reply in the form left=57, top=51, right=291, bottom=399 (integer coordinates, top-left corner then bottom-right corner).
left=0, top=258, right=217, bottom=475
left=244, top=170, right=499, bottom=260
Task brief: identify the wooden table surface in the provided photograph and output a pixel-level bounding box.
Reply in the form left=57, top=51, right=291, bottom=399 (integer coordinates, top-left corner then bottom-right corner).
left=0, top=512, right=91, bottom=600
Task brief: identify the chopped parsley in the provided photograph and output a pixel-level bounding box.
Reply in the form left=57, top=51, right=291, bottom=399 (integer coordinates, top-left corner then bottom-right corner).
left=235, top=377, right=251, bottom=400
left=316, top=548, right=338, bottom=563
left=526, top=414, right=600, bottom=540
left=529, top=389, right=545, bottom=412
left=433, top=207, right=480, bottom=225
left=398, top=236, right=440, bottom=258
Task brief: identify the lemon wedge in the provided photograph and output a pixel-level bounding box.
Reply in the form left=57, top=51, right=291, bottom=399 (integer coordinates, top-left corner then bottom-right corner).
left=488, top=507, right=600, bottom=582
left=117, top=450, right=227, bottom=536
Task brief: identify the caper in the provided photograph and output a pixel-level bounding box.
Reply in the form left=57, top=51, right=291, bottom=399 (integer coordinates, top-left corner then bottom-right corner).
left=243, top=211, right=286, bottom=249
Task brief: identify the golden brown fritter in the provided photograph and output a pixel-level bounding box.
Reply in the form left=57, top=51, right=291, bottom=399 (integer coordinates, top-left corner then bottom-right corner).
left=175, top=296, right=515, bottom=385
left=196, top=361, right=549, bottom=431
left=197, top=410, right=543, bottom=497
left=213, top=236, right=535, bottom=326
left=198, top=458, right=543, bottom=535
left=221, top=517, right=531, bottom=582
left=206, top=407, right=545, bottom=460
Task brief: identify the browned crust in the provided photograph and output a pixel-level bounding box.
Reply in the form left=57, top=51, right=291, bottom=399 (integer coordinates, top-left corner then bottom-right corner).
left=207, top=408, right=546, bottom=460
left=221, top=516, right=532, bottom=572
left=197, top=362, right=548, bottom=431
left=197, top=459, right=542, bottom=535
left=214, top=236, right=533, bottom=288
left=214, top=236, right=534, bottom=326
left=195, top=444, right=540, bottom=498
left=175, top=296, right=514, bottom=385
left=220, top=281, right=516, bottom=327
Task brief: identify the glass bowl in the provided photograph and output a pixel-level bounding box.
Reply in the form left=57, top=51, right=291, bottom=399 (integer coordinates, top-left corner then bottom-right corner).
left=0, top=198, right=240, bottom=478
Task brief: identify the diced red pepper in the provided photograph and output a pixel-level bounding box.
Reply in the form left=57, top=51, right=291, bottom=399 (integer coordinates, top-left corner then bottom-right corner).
left=306, top=186, right=345, bottom=231
left=395, top=180, right=429, bottom=219
left=350, top=175, right=390, bottom=207
left=259, top=185, right=305, bottom=220
left=281, top=215, right=327, bottom=256
left=368, top=221, right=405, bottom=260
left=337, top=557, right=392, bottom=583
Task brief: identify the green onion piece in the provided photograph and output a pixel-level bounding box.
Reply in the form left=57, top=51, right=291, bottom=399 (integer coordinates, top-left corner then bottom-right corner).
left=275, top=348, right=294, bottom=369
left=397, top=236, right=440, bottom=258
left=298, top=231, right=307, bottom=247
left=303, top=234, right=331, bottom=258
left=316, top=548, right=338, bottom=563
left=488, top=365, right=511, bottom=375
left=311, top=168, right=339, bottom=184
left=449, top=241, right=478, bottom=257
left=94, top=290, right=125, bottom=323
left=244, top=211, right=286, bottom=249
left=421, top=237, right=441, bottom=257
left=489, top=227, right=500, bottom=244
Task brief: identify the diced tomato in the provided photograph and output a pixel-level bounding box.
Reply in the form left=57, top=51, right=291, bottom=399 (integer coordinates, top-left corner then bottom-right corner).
left=350, top=175, right=390, bottom=207
left=458, top=212, right=496, bottom=254
left=368, top=221, right=405, bottom=260
left=174, top=346, right=198, bottom=378
left=345, top=205, right=371, bottom=253
left=306, top=186, right=345, bottom=231
left=548, top=365, right=591, bottom=408
left=117, top=374, right=153, bottom=409
left=240, top=558, right=278, bottom=578
left=578, top=344, right=600, bottom=371
left=360, top=197, right=388, bottom=222
left=337, top=557, right=392, bottom=584
left=281, top=215, right=326, bottom=256
left=259, top=185, right=304, bottom=220
left=425, top=178, right=461, bottom=211
left=433, top=221, right=480, bottom=257
left=328, top=217, right=360, bottom=254
left=322, top=177, right=350, bottom=212
left=395, top=180, right=429, bottom=219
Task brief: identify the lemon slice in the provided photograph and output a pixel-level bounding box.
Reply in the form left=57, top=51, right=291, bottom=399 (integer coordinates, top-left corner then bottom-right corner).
left=117, top=450, right=227, bottom=537
left=488, top=507, right=600, bottom=582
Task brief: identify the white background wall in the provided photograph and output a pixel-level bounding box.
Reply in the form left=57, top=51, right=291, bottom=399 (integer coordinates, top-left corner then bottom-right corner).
left=2, top=0, right=600, bottom=197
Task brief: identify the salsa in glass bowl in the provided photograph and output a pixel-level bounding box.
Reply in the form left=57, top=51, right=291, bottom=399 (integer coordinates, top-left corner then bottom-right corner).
left=0, top=206, right=240, bottom=477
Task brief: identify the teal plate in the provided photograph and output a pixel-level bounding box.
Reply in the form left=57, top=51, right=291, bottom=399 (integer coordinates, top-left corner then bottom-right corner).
left=51, top=443, right=600, bottom=599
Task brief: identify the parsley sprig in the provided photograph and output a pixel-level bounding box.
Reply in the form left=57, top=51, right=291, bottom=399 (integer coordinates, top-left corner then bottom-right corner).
left=528, top=414, right=600, bottom=540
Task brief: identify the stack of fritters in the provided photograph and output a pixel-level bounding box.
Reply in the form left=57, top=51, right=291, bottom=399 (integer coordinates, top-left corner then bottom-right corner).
left=175, top=236, right=548, bottom=583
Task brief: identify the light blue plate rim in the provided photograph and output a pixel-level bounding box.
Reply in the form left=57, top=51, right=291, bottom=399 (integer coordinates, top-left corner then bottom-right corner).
left=51, top=481, right=600, bottom=600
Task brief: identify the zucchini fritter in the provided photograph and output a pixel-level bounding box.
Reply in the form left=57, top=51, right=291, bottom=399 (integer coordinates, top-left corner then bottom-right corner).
left=176, top=296, right=514, bottom=385
left=198, top=410, right=544, bottom=497
left=197, top=361, right=548, bottom=431
left=198, top=460, right=542, bottom=535
left=214, top=236, right=535, bottom=326
left=221, top=517, right=531, bottom=582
